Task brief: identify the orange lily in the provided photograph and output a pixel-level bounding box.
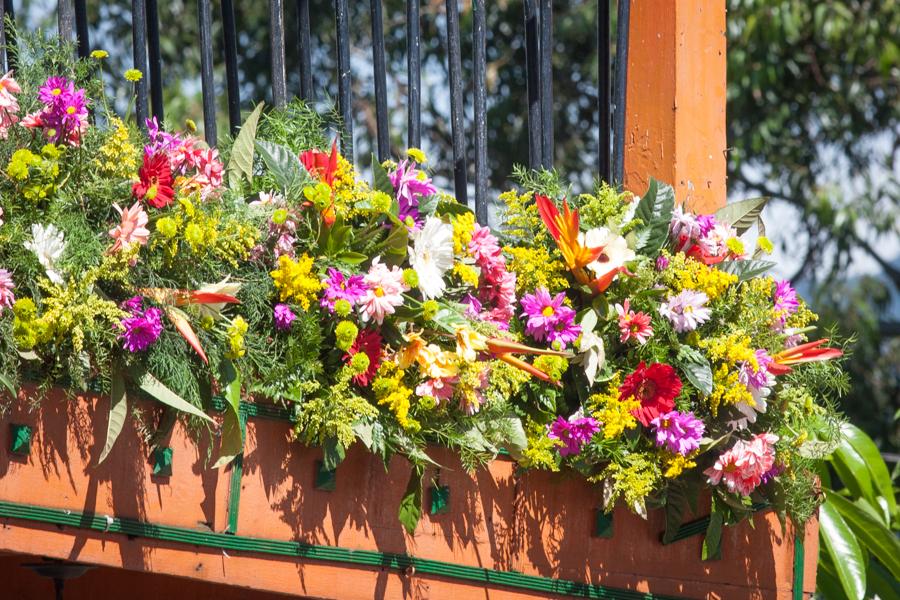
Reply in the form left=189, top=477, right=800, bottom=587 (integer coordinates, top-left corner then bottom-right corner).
left=139, top=287, right=241, bottom=365
left=536, top=194, right=603, bottom=276
left=768, top=339, right=843, bottom=375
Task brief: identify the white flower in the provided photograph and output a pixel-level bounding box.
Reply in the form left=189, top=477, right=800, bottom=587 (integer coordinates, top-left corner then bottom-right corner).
left=575, top=327, right=605, bottom=385
left=249, top=190, right=284, bottom=209
left=581, top=227, right=635, bottom=279
left=24, top=223, right=66, bottom=284
left=196, top=277, right=242, bottom=319
left=408, top=216, right=454, bottom=299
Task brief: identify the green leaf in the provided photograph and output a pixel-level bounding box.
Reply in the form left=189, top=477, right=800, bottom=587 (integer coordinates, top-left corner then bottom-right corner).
left=820, top=497, right=867, bottom=600
left=135, top=370, right=215, bottom=424
left=633, top=178, right=676, bottom=253
left=0, top=371, right=16, bottom=397
left=714, top=197, right=769, bottom=234
left=213, top=359, right=244, bottom=469
left=435, top=199, right=473, bottom=217
left=868, top=559, right=900, bottom=600
left=98, top=368, right=128, bottom=464
left=702, top=512, right=724, bottom=561
left=398, top=468, right=423, bottom=534
left=840, top=423, right=897, bottom=519
left=255, top=140, right=308, bottom=192
left=322, top=437, right=346, bottom=471
left=827, top=492, right=900, bottom=580
left=715, top=259, right=776, bottom=281
left=676, top=345, right=714, bottom=395
left=498, top=416, right=528, bottom=461
left=226, top=102, right=264, bottom=189
left=663, top=482, right=689, bottom=544
left=831, top=442, right=875, bottom=507
left=371, top=155, right=394, bottom=195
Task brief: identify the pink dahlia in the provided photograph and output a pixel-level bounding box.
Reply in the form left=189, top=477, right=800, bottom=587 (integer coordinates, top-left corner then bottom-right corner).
left=659, top=289, right=711, bottom=333
left=108, top=202, right=150, bottom=253
left=615, top=299, right=653, bottom=344
left=704, top=432, right=779, bottom=496
left=361, top=257, right=407, bottom=324
left=0, top=268, right=14, bottom=314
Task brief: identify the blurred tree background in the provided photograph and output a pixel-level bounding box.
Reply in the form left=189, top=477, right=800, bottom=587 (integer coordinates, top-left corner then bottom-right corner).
left=15, top=0, right=900, bottom=451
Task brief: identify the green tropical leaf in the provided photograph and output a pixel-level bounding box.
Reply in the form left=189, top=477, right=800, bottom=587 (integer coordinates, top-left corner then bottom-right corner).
left=820, top=497, right=867, bottom=600
left=98, top=368, right=128, bottom=464
left=135, top=370, right=215, bottom=424
left=634, top=178, right=675, bottom=253
left=714, top=197, right=769, bottom=234
left=840, top=423, right=897, bottom=518
left=435, top=199, right=473, bottom=217
left=868, top=559, right=900, bottom=600
left=702, top=512, right=723, bottom=561
left=831, top=442, right=875, bottom=507
left=255, top=140, right=308, bottom=192
left=226, top=102, right=264, bottom=189
left=322, top=437, right=346, bottom=471
left=371, top=155, right=394, bottom=195
left=213, top=359, right=244, bottom=469
left=662, top=482, right=689, bottom=544
left=398, top=468, right=423, bottom=535
left=676, top=345, right=714, bottom=395
left=827, top=492, right=900, bottom=580
left=715, top=259, right=776, bottom=281
left=497, top=416, right=527, bottom=460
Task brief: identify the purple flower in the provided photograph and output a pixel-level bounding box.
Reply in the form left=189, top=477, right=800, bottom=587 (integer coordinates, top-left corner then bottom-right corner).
left=669, top=206, right=701, bottom=250
left=739, top=349, right=774, bottom=391
left=650, top=410, right=705, bottom=456
left=273, top=303, right=296, bottom=331
left=462, top=293, right=482, bottom=319
left=0, top=268, right=14, bottom=315
left=390, top=160, right=436, bottom=225
left=144, top=117, right=183, bottom=155
left=119, top=305, right=163, bottom=353
left=520, top=288, right=580, bottom=346
left=760, top=463, right=784, bottom=485
left=659, top=289, right=711, bottom=333
left=655, top=255, right=670, bottom=271
left=320, top=268, right=367, bottom=312
left=38, top=76, right=72, bottom=104
left=548, top=413, right=600, bottom=457
left=696, top=214, right=718, bottom=237
left=773, top=280, right=799, bottom=323
left=120, top=295, right=144, bottom=314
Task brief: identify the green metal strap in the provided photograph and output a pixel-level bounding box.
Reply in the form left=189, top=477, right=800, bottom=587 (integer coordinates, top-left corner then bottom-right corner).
left=225, top=405, right=249, bottom=534
left=792, top=521, right=805, bottom=600
left=211, top=396, right=296, bottom=422
left=662, top=502, right=769, bottom=545
left=0, top=500, right=685, bottom=600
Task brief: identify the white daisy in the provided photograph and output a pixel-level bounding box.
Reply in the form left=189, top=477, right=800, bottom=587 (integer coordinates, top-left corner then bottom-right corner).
left=24, top=223, right=66, bottom=284
left=408, top=216, right=454, bottom=299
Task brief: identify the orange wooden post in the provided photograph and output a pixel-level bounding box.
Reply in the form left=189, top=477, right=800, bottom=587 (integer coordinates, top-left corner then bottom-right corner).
left=623, top=0, right=727, bottom=214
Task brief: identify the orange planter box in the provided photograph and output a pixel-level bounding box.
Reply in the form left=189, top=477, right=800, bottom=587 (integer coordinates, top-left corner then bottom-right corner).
left=0, top=388, right=817, bottom=599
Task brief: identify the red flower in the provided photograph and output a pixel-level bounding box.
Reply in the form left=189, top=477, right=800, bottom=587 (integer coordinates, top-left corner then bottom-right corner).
left=300, top=140, right=339, bottom=187
left=132, top=151, right=174, bottom=209
left=619, top=362, right=683, bottom=427
left=344, top=328, right=382, bottom=387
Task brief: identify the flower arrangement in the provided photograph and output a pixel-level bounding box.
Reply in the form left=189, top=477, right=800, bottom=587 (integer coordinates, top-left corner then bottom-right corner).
left=0, top=38, right=846, bottom=536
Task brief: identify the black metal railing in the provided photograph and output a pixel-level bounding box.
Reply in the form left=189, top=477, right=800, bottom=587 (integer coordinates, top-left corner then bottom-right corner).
left=0, top=0, right=630, bottom=226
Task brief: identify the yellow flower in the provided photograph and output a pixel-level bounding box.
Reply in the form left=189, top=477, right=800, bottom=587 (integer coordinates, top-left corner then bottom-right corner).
left=505, top=245, right=569, bottom=295
left=455, top=327, right=487, bottom=362
left=452, top=212, right=475, bottom=255
left=94, top=117, right=138, bottom=178
left=757, top=236, right=774, bottom=254
left=452, top=263, right=480, bottom=288
left=662, top=453, right=697, bottom=478
left=124, top=68, right=143, bottom=82
left=90, top=49, right=109, bottom=60
left=587, top=374, right=639, bottom=439
left=406, top=147, right=427, bottom=163
left=270, top=254, right=322, bottom=309
left=372, top=361, right=418, bottom=431
left=726, top=237, right=745, bottom=256
left=225, top=316, right=249, bottom=359
left=663, top=252, right=737, bottom=300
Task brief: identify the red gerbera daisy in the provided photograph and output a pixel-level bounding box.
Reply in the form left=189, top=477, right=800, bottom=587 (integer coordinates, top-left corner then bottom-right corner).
left=132, top=151, right=174, bottom=209
left=344, top=328, right=382, bottom=387
left=619, top=362, right=683, bottom=427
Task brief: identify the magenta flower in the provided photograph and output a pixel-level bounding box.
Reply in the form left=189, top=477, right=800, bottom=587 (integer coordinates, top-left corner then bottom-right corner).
left=739, top=349, right=775, bottom=391
left=0, top=268, right=14, bottom=314
left=773, top=280, right=799, bottom=324
left=36, top=76, right=88, bottom=145
left=659, top=289, right=711, bottom=333
left=119, top=298, right=163, bottom=353
left=650, top=410, right=705, bottom=456
left=145, top=116, right=183, bottom=155
left=548, top=413, right=600, bottom=456
left=321, top=267, right=367, bottom=312
left=273, top=303, right=296, bottom=331
left=38, top=76, right=72, bottom=104
left=520, top=287, right=580, bottom=346
left=655, top=255, right=670, bottom=271
left=390, top=160, right=436, bottom=225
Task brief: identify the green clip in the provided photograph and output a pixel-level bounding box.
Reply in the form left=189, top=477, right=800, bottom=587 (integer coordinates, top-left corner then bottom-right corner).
left=593, top=509, right=614, bottom=538
left=429, top=485, right=450, bottom=515
left=314, top=461, right=336, bottom=491
left=151, top=447, right=173, bottom=477
left=9, top=424, right=32, bottom=456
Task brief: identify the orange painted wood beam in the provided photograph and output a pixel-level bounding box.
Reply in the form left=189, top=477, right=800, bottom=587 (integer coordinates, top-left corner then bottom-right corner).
left=623, top=0, right=727, bottom=214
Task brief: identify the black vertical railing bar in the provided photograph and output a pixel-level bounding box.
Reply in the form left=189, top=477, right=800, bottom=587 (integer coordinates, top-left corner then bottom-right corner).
left=523, top=0, right=542, bottom=171
left=597, top=0, right=611, bottom=184
left=406, top=0, right=421, bottom=149
left=334, top=0, right=353, bottom=160
left=146, top=0, right=163, bottom=122
left=222, top=0, right=241, bottom=134
left=269, top=0, right=287, bottom=108
left=2, top=0, right=15, bottom=73
left=74, top=0, right=88, bottom=57
left=198, top=0, right=217, bottom=145
left=57, top=0, right=74, bottom=43
left=131, top=0, right=149, bottom=129
left=296, top=0, right=313, bottom=102
left=444, top=0, right=468, bottom=206
left=611, top=0, right=630, bottom=187
left=472, top=0, right=487, bottom=225
left=538, top=0, right=553, bottom=168
left=370, top=0, right=389, bottom=162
